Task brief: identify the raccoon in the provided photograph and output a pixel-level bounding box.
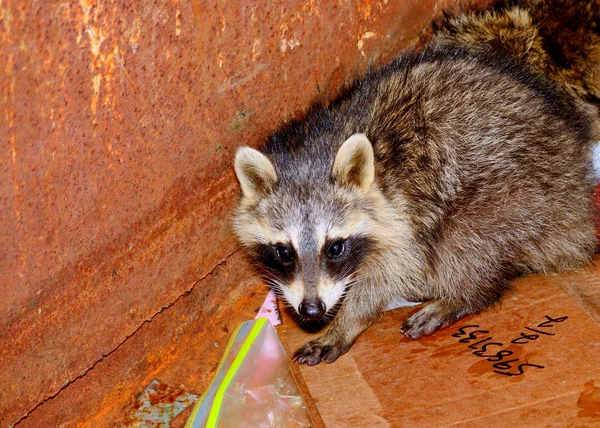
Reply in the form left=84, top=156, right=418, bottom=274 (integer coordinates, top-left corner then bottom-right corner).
left=232, top=0, right=600, bottom=366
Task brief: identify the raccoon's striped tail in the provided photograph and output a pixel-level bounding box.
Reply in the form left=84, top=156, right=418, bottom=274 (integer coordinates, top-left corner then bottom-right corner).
left=427, top=0, right=600, bottom=109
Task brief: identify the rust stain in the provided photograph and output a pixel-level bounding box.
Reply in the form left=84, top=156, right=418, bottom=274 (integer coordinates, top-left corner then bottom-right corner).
left=61, top=257, right=265, bottom=428
left=121, top=379, right=198, bottom=427
left=578, top=381, right=600, bottom=419
left=278, top=0, right=320, bottom=53
left=175, top=0, right=182, bottom=37
left=356, top=0, right=376, bottom=21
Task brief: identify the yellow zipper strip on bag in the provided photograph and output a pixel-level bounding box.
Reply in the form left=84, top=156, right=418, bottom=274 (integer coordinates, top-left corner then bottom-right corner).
left=206, top=317, right=267, bottom=427
left=185, top=318, right=268, bottom=428
left=185, top=321, right=245, bottom=428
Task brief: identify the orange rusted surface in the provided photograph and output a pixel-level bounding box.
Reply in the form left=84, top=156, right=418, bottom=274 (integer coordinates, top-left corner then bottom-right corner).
left=121, top=379, right=198, bottom=425
left=13, top=253, right=267, bottom=427
left=0, top=0, right=457, bottom=425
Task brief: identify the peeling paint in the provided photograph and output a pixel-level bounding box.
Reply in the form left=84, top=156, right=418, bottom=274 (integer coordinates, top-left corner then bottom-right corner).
left=278, top=1, right=320, bottom=54
left=86, top=27, right=106, bottom=58
left=357, top=0, right=375, bottom=20
left=126, top=18, right=141, bottom=53
left=357, top=30, right=376, bottom=53
left=280, top=37, right=300, bottom=52
left=91, top=73, right=102, bottom=114
left=252, top=37, right=261, bottom=61
left=175, top=0, right=182, bottom=36
left=78, top=0, right=122, bottom=118
left=122, top=380, right=198, bottom=426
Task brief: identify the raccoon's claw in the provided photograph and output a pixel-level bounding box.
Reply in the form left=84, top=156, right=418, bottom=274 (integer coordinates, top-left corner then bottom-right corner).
left=292, top=339, right=349, bottom=366
left=401, top=303, right=467, bottom=340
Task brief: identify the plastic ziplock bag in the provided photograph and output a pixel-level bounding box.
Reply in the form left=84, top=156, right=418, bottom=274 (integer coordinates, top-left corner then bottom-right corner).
left=185, top=318, right=312, bottom=428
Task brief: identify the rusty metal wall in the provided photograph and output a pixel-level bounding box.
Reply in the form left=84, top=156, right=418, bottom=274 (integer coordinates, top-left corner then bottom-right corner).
left=0, top=0, right=451, bottom=424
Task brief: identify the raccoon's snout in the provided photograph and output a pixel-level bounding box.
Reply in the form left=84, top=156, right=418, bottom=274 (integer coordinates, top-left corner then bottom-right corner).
left=298, top=298, right=326, bottom=320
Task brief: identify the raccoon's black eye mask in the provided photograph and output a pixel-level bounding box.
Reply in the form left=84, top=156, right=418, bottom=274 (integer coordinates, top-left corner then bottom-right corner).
left=326, top=240, right=346, bottom=259
left=323, top=238, right=351, bottom=266
left=274, top=245, right=295, bottom=264
left=248, top=243, right=297, bottom=282
left=324, top=236, right=373, bottom=279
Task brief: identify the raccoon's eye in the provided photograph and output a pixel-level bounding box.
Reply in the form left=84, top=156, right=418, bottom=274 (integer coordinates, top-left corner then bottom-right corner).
left=327, top=240, right=345, bottom=259
left=275, top=245, right=295, bottom=264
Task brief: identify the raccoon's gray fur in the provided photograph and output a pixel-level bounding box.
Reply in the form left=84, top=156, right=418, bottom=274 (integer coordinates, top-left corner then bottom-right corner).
left=233, top=0, right=599, bottom=366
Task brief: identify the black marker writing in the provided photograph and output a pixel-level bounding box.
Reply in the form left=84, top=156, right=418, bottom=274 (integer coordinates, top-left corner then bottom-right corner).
left=453, top=315, right=568, bottom=377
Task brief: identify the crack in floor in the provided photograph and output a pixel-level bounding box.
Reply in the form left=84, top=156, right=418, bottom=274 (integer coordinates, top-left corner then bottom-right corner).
left=10, top=249, right=240, bottom=427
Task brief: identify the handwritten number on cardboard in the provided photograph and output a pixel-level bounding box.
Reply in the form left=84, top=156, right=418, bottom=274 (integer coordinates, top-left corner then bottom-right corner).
left=453, top=315, right=567, bottom=377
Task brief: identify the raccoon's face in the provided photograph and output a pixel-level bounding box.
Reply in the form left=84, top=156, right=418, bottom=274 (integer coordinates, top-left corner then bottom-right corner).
left=233, top=134, right=381, bottom=321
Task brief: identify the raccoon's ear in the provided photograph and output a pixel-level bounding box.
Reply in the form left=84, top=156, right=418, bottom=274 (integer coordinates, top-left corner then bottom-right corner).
left=332, top=133, right=375, bottom=193
left=234, top=147, right=277, bottom=201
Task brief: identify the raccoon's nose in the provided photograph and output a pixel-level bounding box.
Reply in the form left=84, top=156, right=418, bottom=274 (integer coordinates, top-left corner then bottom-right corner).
left=298, top=299, right=326, bottom=320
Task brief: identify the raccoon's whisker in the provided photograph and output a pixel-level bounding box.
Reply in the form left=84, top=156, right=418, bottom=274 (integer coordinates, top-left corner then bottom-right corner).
left=264, top=279, right=283, bottom=290
left=283, top=304, right=308, bottom=326
left=343, top=275, right=359, bottom=288
left=263, top=280, right=284, bottom=296
left=295, top=313, right=309, bottom=326
left=262, top=275, right=288, bottom=299
left=339, top=267, right=360, bottom=283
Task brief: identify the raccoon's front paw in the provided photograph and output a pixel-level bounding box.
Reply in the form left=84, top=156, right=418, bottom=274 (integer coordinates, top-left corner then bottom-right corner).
left=292, top=338, right=350, bottom=366
left=401, top=302, right=468, bottom=340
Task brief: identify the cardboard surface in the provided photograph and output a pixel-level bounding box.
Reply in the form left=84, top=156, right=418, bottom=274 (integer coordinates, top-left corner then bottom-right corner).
left=279, top=256, right=600, bottom=427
